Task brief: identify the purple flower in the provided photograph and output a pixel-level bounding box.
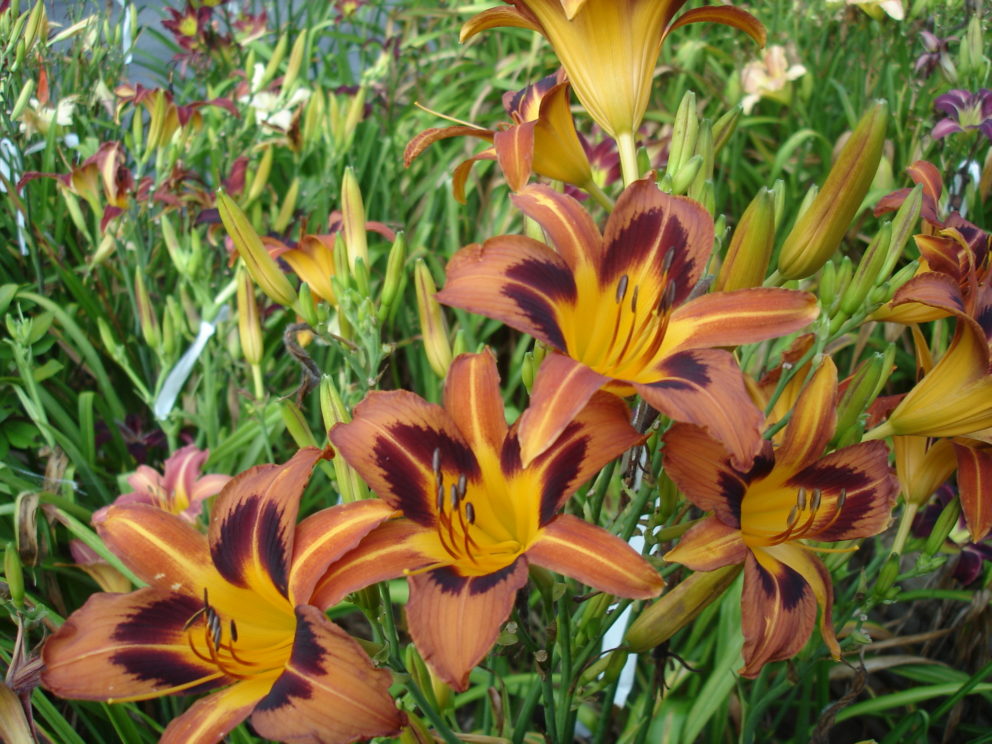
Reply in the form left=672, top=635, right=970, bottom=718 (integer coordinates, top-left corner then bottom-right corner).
left=913, top=483, right=992, bottom=585
left=914, top=30, right=956, bottom=81
left=932, top=89, right=992, bottom=140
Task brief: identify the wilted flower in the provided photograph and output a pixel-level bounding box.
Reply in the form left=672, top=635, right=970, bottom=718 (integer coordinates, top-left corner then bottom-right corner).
left=915, top=30, right=957, bottom=82
left=932, top=89, right=992, bottom=141
left=740, top=44, right=806, bottom=114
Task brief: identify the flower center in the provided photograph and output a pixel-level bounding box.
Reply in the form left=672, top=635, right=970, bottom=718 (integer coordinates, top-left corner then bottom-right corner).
left=422, top=447, right=524, bottom=577
left=572, top=255, right=678, bottom=380
left=742, top=486, right=847, bottom=548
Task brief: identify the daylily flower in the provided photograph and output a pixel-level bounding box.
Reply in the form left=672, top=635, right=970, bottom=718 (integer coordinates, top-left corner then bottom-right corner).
left=461, top=0, right=764, bottom=140
left=437, top=179, right=818, bottom=466
left=664, top=358, right=898, bottom=677
left=94, top=444, right=230, bottom=525
left=68, top=540, right=131, bottom=594
left=312, top=351, right=663, bottom=690
left=43, top=448, right=403, bottom=744
left=115, top=84, right=238, bottom=151
left=915, top=30, right=957, bottom=82
left=405, top=71, right=596, bottom=202
left=932, top=89, right=992, bottom=141
left=19, top=141, right=133, bottom=232
left=739, top=44, right=806, bottom=115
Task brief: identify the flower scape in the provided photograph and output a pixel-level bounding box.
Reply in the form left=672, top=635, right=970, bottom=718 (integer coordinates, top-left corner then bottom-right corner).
left=4, top=1, right=992, bottom=743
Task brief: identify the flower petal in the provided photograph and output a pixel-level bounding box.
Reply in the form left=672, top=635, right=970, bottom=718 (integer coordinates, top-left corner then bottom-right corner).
left=776, top=358, right=838, bottom=472
left=663, top=288, right=818, bottom=356
left=42, top=589, right=231, bottom=701
left=600, top=180, right=712, bottom=307
left=97, top=504, right=212, bottom=593
left=159, top=678, right=268, bottom=744
left=666, top=5, right=766, bottom=46
left=329, top=392, right=478, bottom=526
left=310, top=519, right=432, bottom=609
left=494, top=121, right=535, bottom=192
left=290, top=500, right=398, bottom=605
left=664, top=516, right=747, bottom=571
left=460, top=5, right=541, bottom=42
left=209, top=448, right=331, bottom=605
left=251, top=606, right=403, bottom=744
left=954, top=442, right=992, bottom=542
left=528, top=514, right=662, bottom=597
left=439, top=235, right=575, bottom=351
left=526, top=390, right=642, bottom=520
left=640, top=349, right=764, bottom=469
left=443, top=350, right=509, bottom=461
left=790, top=441, right=897, bottom=541
left=406, top=560, right=529, bottom=690
left=511, top=184, right=602, bottom=271
left=404, top=125, right=494, bottom=167
left=516, top=352, right=610, bottom=466
left=739, top=548, right=816, bottom=678
left=661, top=423, right=770, bottom=526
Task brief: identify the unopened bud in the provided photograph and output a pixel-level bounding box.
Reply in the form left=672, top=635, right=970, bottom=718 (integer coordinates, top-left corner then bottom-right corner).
left=343, top=86, right=367, bottom=145
left=924, top=497, right=961, bottom=557
left=217, top=191, right=298, bottom=308
left=236, top=266, right=263, bottom=365
left=11, top=77, right=34, bottom=120
left=832, top=352, right=887, bottom=448
left=712, top=105, right=742, bottom=155
left=670, top=154, right=702, bottom=196
left=341, top=167, right=368, bottom=271
left=667, top=90, right=699, bottom=179
left=274, top=177, right=300, bottom=234
left=259, top=32, right=288, bottom=91
left=160, top=214, right=186, bottom=275
left=873, top=553, right=901, bottom=597
left=283, top=31, right=307, bottom=93
left=134, top=271, right=160, bottom=348
left=959, top=13, right=984, bottom=77
left=4, top=542, right=24, bottom=609
left=688, top=122, right=713, bottom=202
left=245, top=146, right=273, bottom=206
left=414, top=259, right=452, bottom=378
left=715, top=186, right=775, bottom=291
left=378, top=231, right=406, bottom=323
left=884, top=184, right=923, bottom=278
left=281, top=399, right=318, bottom=448
left=771, top=178, right=786, bottom=231
left=839, top=222, right=892, bottom=316
left=778, top=101, right=888, bottom=279
left=302, top=87, right=325, bottom=148
left=626, top=565, right=741, bottom=651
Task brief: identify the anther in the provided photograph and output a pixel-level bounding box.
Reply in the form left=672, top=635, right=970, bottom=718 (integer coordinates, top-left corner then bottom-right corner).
left=432, top=447, right=441, bottom=477
left=810, top=488, right=822, bottom=514
left=465, top=502, right=476, bottom=524
left=662, top=249, right=675, bottom=273
left=450, top=483, right=460, bottom=510
left=836, top=489, right=847, bottom=510
left=785, top=505, right=799, bottom=529
left=436, top=481, right=444, bottom=511
left=229, top=619, right=238, bottom=643
left=630, top=285, right=639, bottom=313
left=615, top=274, right=629, bottom=304
left=796, top=487, right=807, bottom=510
left=659, top=281, right=677, bottom=312
left=457, top=473, right=467, bottom=499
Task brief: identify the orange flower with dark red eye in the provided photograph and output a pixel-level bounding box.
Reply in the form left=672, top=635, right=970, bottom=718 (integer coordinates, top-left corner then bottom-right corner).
left=664, top=359, right=897, bottom=677
left=42, top=449, right=403, bottom=744
left=437, top=179, right=818, bottom=467
left=312, top=351, right=663, bottom=690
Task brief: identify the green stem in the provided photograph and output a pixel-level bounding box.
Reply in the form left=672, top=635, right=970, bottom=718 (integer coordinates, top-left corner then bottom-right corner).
left=617, top=130, right=640, bottom=187
left=556, top=593, right=574, bottom=742
left=889, top=501, right=919, bottom=557
left=583, top=179, right=615, bottom=211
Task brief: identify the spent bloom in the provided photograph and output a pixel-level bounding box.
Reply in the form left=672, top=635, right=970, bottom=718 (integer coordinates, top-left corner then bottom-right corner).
left=313, top=352, right=663, bottom=689
left=43, top=448, right=403, bottom=744
left=664, top=359, right=898, bottom=676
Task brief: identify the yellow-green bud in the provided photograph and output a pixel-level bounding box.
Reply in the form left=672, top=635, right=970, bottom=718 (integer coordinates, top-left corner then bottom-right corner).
left=259, top=32, right=288, bottom=92
left=712, top=105, right=742, bottom=155
left=667, top=90, right=698, bottom=180
left=839, top=223, right=892, bottom=316
left=778, top=101, right=888, bottom=279
left=10, top=77, right=34, bottom=120
left=924, top=498, right=961, bottom=557
left=343, top=86, right=367, bottom=147
left=688, top=122, right=713, bottom=202
left=4, top=542, right=24, bottom=609
left=280, top=400, right=318, bottom=449
left=625, top=565, right=741, bottom=652
left=715, top=187, right=775, bottom=291
left=274, top=177, right=300, bottom=234
left=217, top=191, right=298, bottom=308
left=134, top=271, right=160, bottom=348
left=832, top=352, right=887, bottom=448
left=341, top=167, right=368, bottom=271
left=873, top=553, right=900, bottom=597
left=378, top=231, right=406, bottom=323
left=236, top=266, right=263, bottom=365
left=283, top=31, right=307, bottom=94
left=670, top=154, right=703, bottom=196
left=245, top=146, right=273, bottom=206
left=414, top=259, right=452, bottom=379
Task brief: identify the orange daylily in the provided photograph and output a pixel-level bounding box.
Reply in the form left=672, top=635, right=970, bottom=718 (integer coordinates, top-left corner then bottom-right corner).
left=461, top=0, right=765, bottom=139
left=664, top=359, right=898, bottom=677
left=43, top=448, right=402, bottom=744
left=313, top=351, right=663, bottom=690
left=437, top=179, right=818, bottom=467
left=405, top=71, right=595, bottom=202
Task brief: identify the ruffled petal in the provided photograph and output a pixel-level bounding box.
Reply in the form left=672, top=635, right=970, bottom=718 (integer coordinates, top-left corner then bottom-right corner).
left=251, top=606, right=403, bottom=744
left=406, top=560, right=529, bottom=690
left=159, top=678, right=268, bottom=744
left=528, top=514, right=662, bottom=597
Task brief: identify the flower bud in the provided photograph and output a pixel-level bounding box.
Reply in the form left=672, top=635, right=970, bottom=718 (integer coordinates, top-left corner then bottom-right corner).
left=341, top=166, right=368, bottom=271
left=666, top=90, right=699, bottom=181
left=258, top=32, right=288, bottom=92
left=134, top=271, right=160, bottom=348
left=320, top=376, right=366, bottom=502
left=378, top=231, right=406, bottom=323
left=281, top=399, right=319, bottom=449
left=217, top=191, right=298, bottom=308
left=778, top=101, right=888, bottom=279
left=245, top=146, right=273, bottom=206
left=283, top=30, right=307, bottom=94
left=924, top=497, right=962, bottom=557
left=838, top=223, right=892, bottom=317
left=625, top=565, right=741, bottom=651
left=236, top=265, right=263, bottom=365
left=10, top=77, right=34, bottom=120
left=714, top=187, right=775, bottom=291
left=771, top=179, right=786, bottom=231
left=959, top=13, right=984, bottom=77
left=343, top=86, right=367, bottom=147
left=669, top=153, right=703, bottom=196
left=832, top=351, right=888, bottom=448
left=414, top=259, right=452, bottom=378
left=302, top=86, right=325, bottom=148
left=274, top=176, right=300, bottom=234
left=4, top=542, right=24, bottom=609
left=712, top=105, right=742, bottom=155
left=873, top=553, right=900, bottom=598
left=688, top=122, right=714, bottom=202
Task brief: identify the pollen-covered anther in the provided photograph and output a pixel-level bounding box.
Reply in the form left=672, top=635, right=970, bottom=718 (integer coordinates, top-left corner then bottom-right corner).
left=768, top=487, right=849, bottom=545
